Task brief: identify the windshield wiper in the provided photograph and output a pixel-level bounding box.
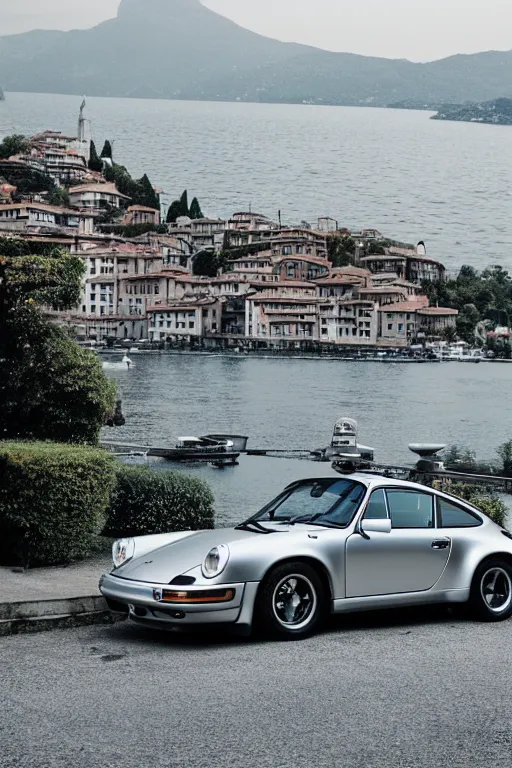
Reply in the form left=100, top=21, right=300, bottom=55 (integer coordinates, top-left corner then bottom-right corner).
left=235, top=520, right=275, bottom=534
left=287, top=516, right=346, bottom=529
left=288, top=512, right=324, bottom=526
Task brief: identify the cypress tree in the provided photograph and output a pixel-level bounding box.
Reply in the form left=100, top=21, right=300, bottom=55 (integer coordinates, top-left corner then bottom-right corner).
left=166, top=200, right=182, bottom=224
left=135, top=174, right=159, bottom=210
left=100, top=140, right=113, bottom=159
left=189, top=197, right=204, bottom=219
left=88, top=141, right=103, bottom=172
left=178, top=190, right=189, bottom=217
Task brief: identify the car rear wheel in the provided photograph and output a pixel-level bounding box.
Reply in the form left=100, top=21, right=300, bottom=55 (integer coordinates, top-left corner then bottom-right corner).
left=469, top=559, right=512, bottom=621
left=256, top=562, right=325, bottom=639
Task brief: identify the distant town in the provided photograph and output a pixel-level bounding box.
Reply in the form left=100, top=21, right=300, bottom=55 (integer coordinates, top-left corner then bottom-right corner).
left=432, top=97, right=512, bottom=127
left=0, top=102, right=488, bottom=353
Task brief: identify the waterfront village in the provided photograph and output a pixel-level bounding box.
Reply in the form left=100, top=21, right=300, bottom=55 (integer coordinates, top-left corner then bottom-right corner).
left=0, top=106, right=461, bottom=353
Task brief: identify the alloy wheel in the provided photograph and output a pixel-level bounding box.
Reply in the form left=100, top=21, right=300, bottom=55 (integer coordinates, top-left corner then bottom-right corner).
left=272, top=574, right=317, bottom=630
left=480, top=567, right=512, bottom=613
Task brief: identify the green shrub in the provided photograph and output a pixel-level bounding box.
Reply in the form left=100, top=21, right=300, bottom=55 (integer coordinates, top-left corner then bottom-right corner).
left=104, top=465, right=215, bottom=538
left=0, top=442, right=116, bottom=567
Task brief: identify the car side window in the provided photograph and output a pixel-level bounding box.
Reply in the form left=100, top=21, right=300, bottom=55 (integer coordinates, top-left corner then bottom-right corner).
left=438, top=498, right=482, bottom=528
left=386, top=491, right=434, bottom=529
left=364, top=489, right=388, bottom=519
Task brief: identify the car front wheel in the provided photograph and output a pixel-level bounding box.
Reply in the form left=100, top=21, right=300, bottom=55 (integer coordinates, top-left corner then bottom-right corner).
left=256, top=562, right=325, bottom=639
left=469, top=559, right=512, bottom=621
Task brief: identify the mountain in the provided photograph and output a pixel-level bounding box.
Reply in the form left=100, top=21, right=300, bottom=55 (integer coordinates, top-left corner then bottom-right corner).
left=0, top=0, right=511, bottom=107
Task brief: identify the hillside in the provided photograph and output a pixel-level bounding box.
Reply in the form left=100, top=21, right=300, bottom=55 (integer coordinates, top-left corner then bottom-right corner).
left=432, top=97, right=512, bottom=126
left=0, top=0, right=511, bottom=107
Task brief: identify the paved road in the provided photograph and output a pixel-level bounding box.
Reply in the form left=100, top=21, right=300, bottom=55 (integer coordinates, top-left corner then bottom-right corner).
left=1, top=609, right=512, bottom=768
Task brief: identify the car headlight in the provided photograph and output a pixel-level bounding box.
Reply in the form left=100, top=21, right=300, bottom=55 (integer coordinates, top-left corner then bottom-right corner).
left=201, top=544, right=230, bottom=579
left=112, top=538, right=135, bottom=569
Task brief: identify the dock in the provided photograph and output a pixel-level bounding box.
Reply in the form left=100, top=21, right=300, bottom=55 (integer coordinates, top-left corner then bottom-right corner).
left=101, top=441, right=240, bottom=463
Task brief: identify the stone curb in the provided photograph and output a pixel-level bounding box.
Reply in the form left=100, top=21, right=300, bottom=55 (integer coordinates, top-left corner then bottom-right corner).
left=0, top=596, right=126, bottom=637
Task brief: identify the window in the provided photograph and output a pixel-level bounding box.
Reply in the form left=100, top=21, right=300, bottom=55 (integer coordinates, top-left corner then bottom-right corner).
left=364, top=489, right=388, bottom=519
left=438, top=498, right=481, bottom=528
left=188, top=321, right=195, bottom=329
left=255, top=479, right=365, bottom=527
left=398, top=323, right=404, bottom=332
left=387, top=323, right=393, bottom=331
left=386, top=490, right=434, bottom=529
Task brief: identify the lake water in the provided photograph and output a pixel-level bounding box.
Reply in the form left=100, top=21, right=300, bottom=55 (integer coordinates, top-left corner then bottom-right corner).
left=102, top=353, right=512, bottom=524
left=2, top=93, right=512, bottom=522
left=1, top=92, right=512, bottom=271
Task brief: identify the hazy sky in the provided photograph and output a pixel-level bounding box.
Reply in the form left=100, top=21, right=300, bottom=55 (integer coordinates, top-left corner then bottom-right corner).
left=1, top=0, right=511, bottom=62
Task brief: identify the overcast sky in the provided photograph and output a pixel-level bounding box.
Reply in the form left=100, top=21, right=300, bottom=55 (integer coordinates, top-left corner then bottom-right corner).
left=1, top=0, right=511, bottom=62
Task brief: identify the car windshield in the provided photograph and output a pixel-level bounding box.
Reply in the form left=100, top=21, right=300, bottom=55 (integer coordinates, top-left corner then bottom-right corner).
left=251, top=479, right=366, bottom=528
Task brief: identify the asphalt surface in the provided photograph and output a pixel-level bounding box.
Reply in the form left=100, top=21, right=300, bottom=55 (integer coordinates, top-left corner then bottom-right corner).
left=2, top=608, right=512, bottom=768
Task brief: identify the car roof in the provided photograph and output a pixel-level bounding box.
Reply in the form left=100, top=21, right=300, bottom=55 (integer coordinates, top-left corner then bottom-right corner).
left=291, top=473, right=438, bottom=493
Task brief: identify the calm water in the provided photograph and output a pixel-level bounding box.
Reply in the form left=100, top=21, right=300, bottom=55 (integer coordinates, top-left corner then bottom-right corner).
left=1, top=92, right=512, bottom=270
left=102, top=354, right=512, bottom=524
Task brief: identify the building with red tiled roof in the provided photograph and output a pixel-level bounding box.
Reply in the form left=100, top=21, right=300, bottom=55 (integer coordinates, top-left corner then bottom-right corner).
left=69, top=183, right=130, bottom=210
left=148, top=297, right=223, bottom=340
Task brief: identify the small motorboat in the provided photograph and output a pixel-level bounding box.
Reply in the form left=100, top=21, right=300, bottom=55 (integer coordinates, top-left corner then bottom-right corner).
left=151, top=437, right=240, bottom=463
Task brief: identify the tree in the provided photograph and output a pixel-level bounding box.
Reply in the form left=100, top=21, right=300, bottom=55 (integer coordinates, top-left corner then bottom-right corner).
left=135, top=173, right=160, bottom=210
left=0, top=238, right=116, bottom=444
left=100, top=140, right=113, bottom=159
left=46, top=187, right=70, bottom=208
left=88, top=140, right=103, bottom=172
left=192, top=250, right=220, bottom=277
left=441, top=325, right=457, bottom=343
left=456, top=303, right=480, bottom=343
left=166, top=199, right=182, bottom=224
left=327, top=235, right=356, bottom=268
left=189, top=197, right=204, bottom=219
left=497, top=441, right=512, bottom=478
left=442, top=445, right=477, bottom=471
left=179, top=189, right=189, bottom=217
left=0, top=134, right=29, bottom=159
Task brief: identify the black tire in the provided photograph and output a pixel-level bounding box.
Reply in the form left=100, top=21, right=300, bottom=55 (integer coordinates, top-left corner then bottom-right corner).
left=255, top=561, right=326, bottom=639
left=468, top=558, right=512, bottom=622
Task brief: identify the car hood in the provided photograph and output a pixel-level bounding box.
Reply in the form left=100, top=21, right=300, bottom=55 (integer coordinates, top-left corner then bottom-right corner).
left=113, top=527, right=265, bottom=583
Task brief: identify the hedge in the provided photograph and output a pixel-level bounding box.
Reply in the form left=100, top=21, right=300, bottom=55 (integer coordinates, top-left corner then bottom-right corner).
left=104, top=465, right=215, bottom=538
left=0, top=442, right=116, bottom=567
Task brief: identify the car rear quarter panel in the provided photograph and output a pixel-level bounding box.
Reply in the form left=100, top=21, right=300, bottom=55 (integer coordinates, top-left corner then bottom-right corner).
left=434, top=521, right=512, bottom=591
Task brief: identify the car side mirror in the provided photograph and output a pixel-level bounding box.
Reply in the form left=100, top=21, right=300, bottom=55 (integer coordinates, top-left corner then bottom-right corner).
left=362, top=518, right=392, bottom=534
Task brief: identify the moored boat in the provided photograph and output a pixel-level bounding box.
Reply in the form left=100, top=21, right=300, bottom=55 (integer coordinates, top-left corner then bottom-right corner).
left=152, top=436, right=240, bottom=462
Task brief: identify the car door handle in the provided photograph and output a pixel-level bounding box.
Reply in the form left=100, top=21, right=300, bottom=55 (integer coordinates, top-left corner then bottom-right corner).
left=431, top=539, right=450, bottom=550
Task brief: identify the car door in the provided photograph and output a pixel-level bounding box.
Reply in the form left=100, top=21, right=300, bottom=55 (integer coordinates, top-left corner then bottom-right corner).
left=345, top=487, right=451, bottom=597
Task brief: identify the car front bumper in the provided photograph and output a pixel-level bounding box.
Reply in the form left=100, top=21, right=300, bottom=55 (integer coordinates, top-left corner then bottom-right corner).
left=99, top=572, right=260, bottom=635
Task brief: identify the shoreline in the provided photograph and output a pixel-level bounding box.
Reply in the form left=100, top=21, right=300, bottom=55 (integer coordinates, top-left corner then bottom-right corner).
left=96, top=347, right=509, bottom=363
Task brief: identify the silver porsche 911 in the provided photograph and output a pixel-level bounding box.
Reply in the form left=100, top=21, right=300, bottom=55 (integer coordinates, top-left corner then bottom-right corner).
left=99, top=473, right=512, bottom=639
